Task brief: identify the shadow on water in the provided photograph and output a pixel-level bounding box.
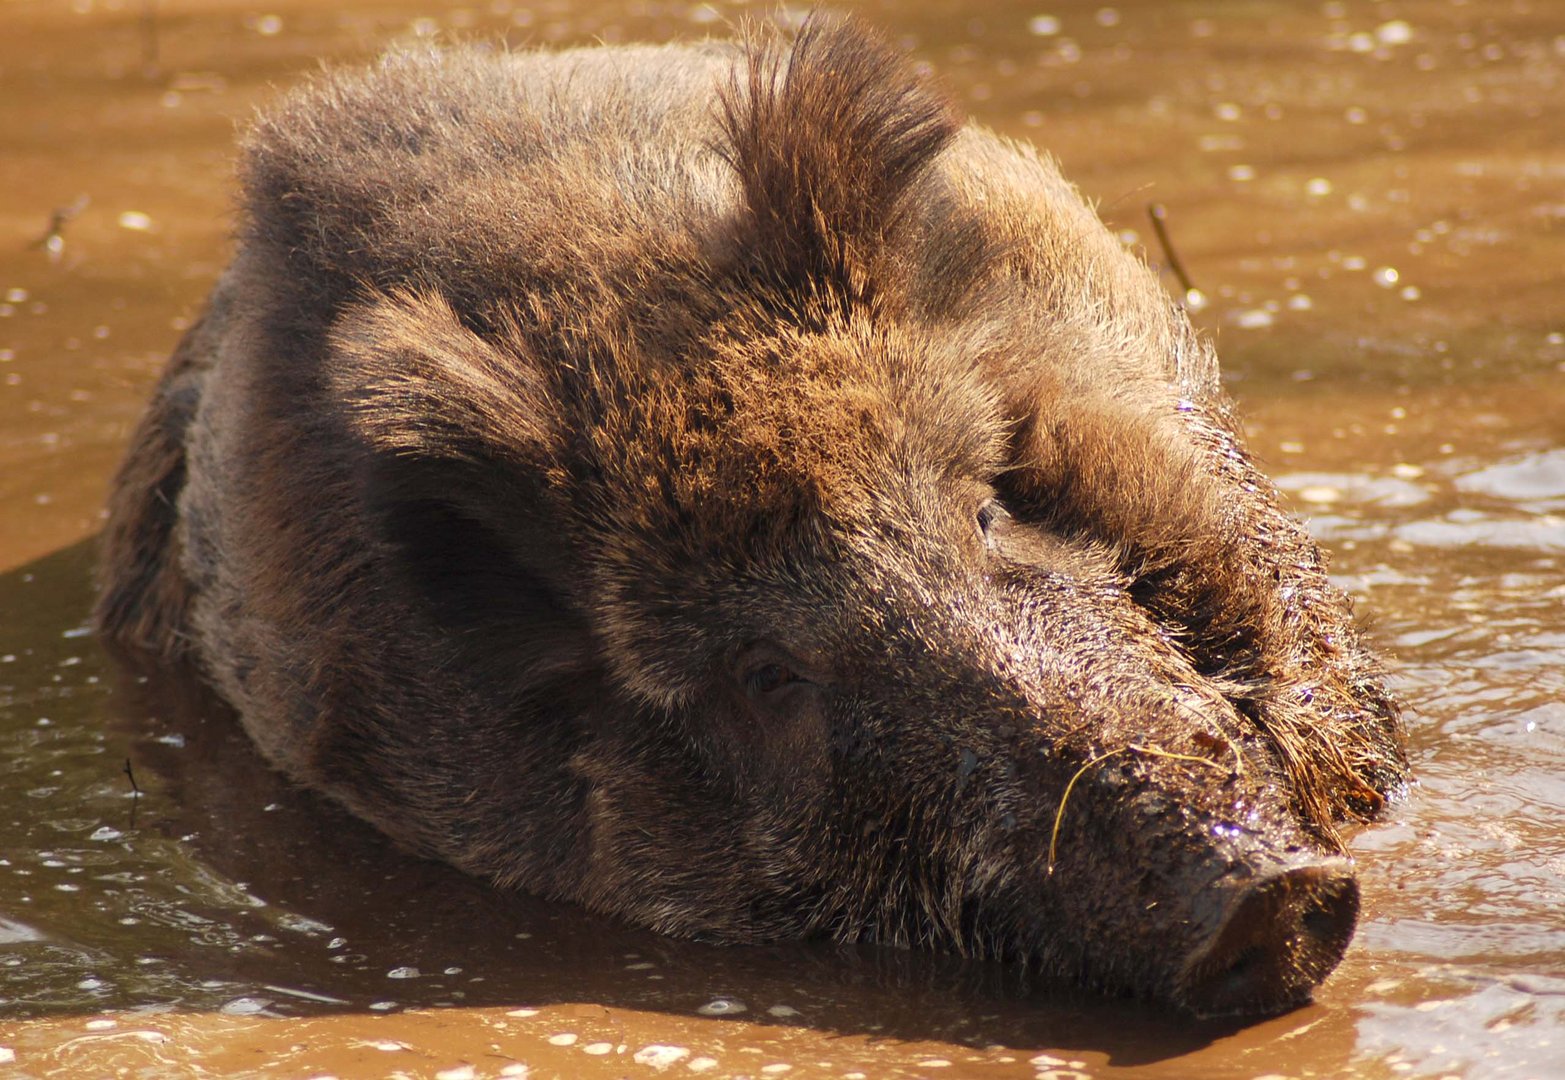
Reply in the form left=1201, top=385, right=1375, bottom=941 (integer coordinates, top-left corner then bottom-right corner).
left=0, top=537, right=1259, bottom=1071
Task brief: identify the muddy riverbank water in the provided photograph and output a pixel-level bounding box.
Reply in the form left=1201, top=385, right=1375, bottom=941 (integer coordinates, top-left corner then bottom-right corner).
left=2, top=1, right=1562, bottom=1076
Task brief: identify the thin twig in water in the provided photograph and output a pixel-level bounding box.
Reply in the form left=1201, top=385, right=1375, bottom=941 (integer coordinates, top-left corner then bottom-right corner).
left=1147, top=202, right=1198, bottom=301
left=27, top=195, right=89, bottom=263
left=124, top=758, right=141, bottom=830
left=141, top=0, right=160, bottom=74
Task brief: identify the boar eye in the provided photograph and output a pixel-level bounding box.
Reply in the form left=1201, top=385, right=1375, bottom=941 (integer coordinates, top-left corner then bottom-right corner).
left=977, top=499, right=1007, bottom=544
left=746, top=662, right=798, bottom=697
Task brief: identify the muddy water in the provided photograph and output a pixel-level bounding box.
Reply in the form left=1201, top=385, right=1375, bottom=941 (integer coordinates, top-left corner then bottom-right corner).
left=2, top=0, right=1562, bottom=1076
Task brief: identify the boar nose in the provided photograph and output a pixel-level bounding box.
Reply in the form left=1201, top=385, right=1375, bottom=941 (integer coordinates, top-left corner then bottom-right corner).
left=1178, top=858, right=1359, bottom=1017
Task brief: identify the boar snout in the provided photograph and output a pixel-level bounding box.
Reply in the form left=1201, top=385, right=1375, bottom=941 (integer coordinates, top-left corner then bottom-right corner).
left=1042, top=749, right=1361, bottom=1016
left=1179, top=855, right=1359, bottom=1017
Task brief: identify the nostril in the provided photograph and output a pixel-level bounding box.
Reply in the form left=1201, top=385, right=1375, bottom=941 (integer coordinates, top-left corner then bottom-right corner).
left=1178, top=861, right=1360, bottom=1018
left=1302, top=895, right=1349, bottom=941
left=1209, top=944, right=1264, bottom=1000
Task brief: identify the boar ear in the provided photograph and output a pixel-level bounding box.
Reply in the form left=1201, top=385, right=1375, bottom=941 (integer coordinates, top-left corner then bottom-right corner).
left=329, top=290, right=586, bottom=667
left=717, top=16, right=962, bottom=309
left=329, top=289, right=555, bottom=480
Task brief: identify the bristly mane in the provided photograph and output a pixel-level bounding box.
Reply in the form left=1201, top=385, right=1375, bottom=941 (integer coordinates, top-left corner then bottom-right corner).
left=716, top=17, right=962, bottom=311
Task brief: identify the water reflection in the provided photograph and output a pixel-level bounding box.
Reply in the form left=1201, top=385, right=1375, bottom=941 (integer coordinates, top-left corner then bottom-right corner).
left=2, top=0, right=1563, bottom=1077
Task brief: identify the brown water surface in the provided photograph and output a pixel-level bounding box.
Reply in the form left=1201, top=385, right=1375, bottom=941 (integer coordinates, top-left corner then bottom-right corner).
left=2, top=1, right=1562, bottom=1077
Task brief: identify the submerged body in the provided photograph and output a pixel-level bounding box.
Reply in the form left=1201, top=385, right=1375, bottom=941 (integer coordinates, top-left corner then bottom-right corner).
left=98, top=20, right=1407, bottom=1016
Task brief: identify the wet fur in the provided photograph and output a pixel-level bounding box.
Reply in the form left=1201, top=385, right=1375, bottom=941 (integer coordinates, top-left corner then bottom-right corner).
left=97, top=19, right=1407, bottom=1009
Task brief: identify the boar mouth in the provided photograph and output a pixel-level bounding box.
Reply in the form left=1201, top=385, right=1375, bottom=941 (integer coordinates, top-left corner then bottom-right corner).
left=1175, top=858, right=1360, bottom=1017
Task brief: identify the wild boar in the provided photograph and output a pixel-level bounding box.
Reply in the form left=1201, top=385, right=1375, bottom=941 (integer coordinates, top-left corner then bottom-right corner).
left=96, top=18, right=1408, bottom=1016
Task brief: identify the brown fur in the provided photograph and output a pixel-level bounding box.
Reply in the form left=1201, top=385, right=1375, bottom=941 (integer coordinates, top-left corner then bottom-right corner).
left=97, top=18, right=1407, bottom=1015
